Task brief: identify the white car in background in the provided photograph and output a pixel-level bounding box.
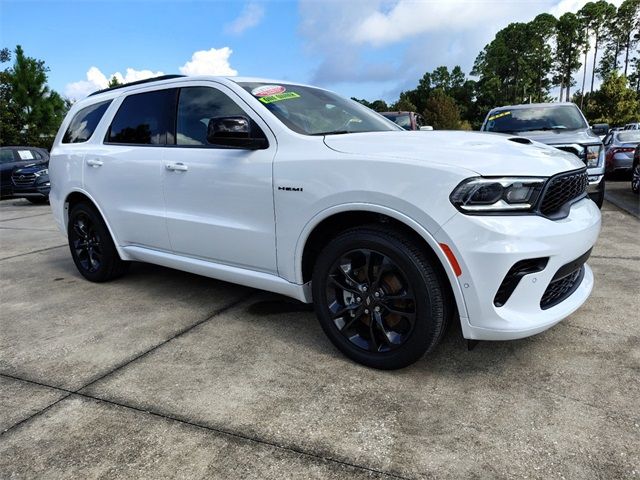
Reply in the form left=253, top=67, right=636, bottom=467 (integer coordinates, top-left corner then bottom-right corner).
left=49, top=76, right=601, bottom=369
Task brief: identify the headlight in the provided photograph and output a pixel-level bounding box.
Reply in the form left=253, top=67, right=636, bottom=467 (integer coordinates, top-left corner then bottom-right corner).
left=585, top=145, right=602, bottom=168
left=35, top=169, right=48, bottom=176
left=450, top=177, right=546, bottom=213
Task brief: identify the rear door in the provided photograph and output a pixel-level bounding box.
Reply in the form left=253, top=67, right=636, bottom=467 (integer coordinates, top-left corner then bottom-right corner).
left=162, top=83, right=277, bottom=273
left=0, top=149, right=18, bottom=195
left=84, top=88, right=176, bottom=251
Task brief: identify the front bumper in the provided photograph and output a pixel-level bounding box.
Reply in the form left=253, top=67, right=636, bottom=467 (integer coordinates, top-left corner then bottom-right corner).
left=12, top=180, right=51, bottom=198
left=437, top=198, right=601, bottom=340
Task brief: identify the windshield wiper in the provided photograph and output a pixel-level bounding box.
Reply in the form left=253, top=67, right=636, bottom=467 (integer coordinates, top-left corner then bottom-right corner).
left=310, top=130, right=351, bottom=136
left=518, top=126, right=569, bottom=132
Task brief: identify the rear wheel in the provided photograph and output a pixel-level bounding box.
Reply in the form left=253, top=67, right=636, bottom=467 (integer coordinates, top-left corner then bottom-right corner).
left=68, top=203, right=129, bottom=282
left=312, top=225, right=447, bottom=369
left=632, top=163, right=640, bottom=194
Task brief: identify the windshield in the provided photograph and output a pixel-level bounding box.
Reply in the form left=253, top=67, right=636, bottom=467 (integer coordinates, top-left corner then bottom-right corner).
left=238, top=82, right=400, bottom=135
left=381, top=113, right=412, bottom=130
left=618, top=131, right=640, bottom=143
left=483, top=105, right=588, bottom=133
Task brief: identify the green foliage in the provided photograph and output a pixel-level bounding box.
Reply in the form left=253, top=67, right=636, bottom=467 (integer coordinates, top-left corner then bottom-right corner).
left=554, top=12, right=585, bottom=101
left=107, top=75, right=122, bottom=88
left=588, top=72, right=640, bottom=124
left=390, top=93, right=416, bottom=112
left=351, top=97, right=389, bottom=112
left=422, top=90, right=462, bottom=130
left=0, top=45, right=69, bottom=149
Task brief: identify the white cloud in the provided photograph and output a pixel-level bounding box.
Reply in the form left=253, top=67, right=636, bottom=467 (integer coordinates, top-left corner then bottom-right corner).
left=179, top=47, right=238, bottom=76
left=225, top=2, right=265, bottom=35
left=64, top=66, right=164, bottom=100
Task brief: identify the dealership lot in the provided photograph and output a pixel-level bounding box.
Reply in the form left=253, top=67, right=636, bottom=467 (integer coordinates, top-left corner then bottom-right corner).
left=0, top=194, right=638, bottom=479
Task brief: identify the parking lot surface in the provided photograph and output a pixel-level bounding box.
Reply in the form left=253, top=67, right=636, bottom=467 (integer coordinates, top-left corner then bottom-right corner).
left=0, top=197, right=638, bottom=479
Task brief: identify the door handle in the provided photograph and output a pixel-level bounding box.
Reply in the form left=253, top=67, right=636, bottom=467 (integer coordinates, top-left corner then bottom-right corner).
left=86, top=159, right=103, bottom=167
left=166, top=162, right=188, bottom=172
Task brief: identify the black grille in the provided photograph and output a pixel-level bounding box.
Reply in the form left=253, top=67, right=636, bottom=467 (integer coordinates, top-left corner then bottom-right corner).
left=12, top=172, right=36, bottom=186
left=540, top=266, right=584, bottom=310
left=538, top=169, right=588, bottom=217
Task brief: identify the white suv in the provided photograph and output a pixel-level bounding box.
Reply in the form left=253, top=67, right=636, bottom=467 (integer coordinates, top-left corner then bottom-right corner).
left=50, top=76, right=601, bottom=369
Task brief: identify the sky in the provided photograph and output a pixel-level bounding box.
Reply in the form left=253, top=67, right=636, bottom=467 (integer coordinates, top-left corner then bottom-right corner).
left=0, top=0, right=626, bottom=102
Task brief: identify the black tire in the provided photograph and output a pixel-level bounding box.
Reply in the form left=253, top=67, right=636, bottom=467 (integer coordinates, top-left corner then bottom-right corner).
left=312, top=225, right=447, bottom=370
left=26, top=196, right=49, bottom=204
left=632, top=163, right=640, bottom=194
left=68, top=202, right=129, bottom=282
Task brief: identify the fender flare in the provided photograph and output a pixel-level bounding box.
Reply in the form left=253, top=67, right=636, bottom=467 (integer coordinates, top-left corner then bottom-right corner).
left=293, top=202, right=468, bottom=318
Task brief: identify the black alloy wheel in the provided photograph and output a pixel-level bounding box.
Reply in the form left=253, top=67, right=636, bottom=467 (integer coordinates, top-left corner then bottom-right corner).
left=632, top=163, right=640, bottom=194
left=68, top=203, right=129, bottom=282
left=325, top=248, right=416, bottom=353
left=70, top=211, right=103, bottom=273
left=312, top=225, right=448, bottom=369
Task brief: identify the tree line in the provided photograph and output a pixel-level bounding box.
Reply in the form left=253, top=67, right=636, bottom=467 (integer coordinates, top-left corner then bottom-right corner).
left=357, top=0, right=640, bottom=129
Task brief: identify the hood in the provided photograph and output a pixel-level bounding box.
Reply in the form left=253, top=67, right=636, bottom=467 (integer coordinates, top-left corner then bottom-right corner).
left=323, top=131, right=585, bottom=177
left=509, top=128, right=601, bottom=146
left=14, top=161, right=48, bottom=174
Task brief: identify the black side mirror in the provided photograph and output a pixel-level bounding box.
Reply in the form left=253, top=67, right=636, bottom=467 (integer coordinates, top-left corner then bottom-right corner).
left=591, top=123, right=609, bottom=136
left=207, top=116, right=268, bottom=150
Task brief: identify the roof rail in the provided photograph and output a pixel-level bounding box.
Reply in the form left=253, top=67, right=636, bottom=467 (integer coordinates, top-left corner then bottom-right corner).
left=88, top=74, right=186, bottom=97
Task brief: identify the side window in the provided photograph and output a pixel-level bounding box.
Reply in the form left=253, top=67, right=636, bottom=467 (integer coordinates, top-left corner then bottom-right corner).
left=62, top=100, right=112, bottom=143
left=107, top=89, right=177, bottom=145
left=176, top=86, right=259, bottom=146
left=0, top=150, right=15, bottom=163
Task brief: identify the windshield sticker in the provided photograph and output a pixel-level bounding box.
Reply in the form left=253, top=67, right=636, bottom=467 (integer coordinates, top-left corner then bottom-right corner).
left=252, top=85, right=286, bottom=97
left=17, top=150, right=34, bottom=160
left=488, top=111, right=511, bottom=122
left=259, top=92, right=301, bottom=104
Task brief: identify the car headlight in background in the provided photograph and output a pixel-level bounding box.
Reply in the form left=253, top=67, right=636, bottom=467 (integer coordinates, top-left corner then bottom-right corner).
left=450, top=177, right=546, bottom=213
left=585, top=145, right=602, bottom=168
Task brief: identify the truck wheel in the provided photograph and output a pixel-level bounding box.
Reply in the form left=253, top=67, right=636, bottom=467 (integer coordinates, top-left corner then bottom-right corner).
left=68, top=202, right=129, bottom=282
left=312, top=225, right=446, bottom=369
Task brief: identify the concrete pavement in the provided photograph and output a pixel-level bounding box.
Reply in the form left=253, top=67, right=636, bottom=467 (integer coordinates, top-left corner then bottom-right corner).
left=0, top=198, right=638, bottom=479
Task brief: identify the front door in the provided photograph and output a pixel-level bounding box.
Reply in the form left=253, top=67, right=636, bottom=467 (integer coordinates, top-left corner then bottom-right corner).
left=162, top=83, right=277, bottom=274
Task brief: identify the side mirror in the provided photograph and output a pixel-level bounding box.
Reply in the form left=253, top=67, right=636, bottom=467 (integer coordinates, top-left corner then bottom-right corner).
left=419, top=126, right=434, bottom=131
left=207, top=116, right=268, bottom=150
left=591, top=123, right=609, bottom=136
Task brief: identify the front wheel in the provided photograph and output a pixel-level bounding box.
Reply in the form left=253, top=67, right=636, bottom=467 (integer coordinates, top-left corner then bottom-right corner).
left=68, top=202, right=129, bottom=282
left=312, top=225, right=447, bottom=369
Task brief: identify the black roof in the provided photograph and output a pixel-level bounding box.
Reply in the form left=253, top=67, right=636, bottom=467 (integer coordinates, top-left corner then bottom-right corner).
left=88, top=74, right=186, bottom=97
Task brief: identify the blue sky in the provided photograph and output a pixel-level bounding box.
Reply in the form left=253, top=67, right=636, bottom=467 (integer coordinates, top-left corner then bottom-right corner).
left=0, top=0, right=623, bottom=102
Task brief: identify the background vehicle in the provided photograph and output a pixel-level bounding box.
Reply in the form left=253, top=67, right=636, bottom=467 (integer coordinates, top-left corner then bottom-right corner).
left=12, top=160, right=51, bottom=204
left=0, top=146, right=49, bottom=199
left=481, top=103, right=606, bottom=208
left=50, top=76, right=600, bottom=369
left=624, top=123, right=639, bottom=130
left=603, top=130, right=640, bottom=175
left=632, top=145, right=640, bottom=194
left=381, top=111, right=433, bottom=130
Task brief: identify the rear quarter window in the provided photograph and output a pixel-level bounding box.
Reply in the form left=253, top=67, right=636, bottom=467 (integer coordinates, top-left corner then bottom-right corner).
left=63, top=100, right=112, bottom=143
left=107, top=89, right=177, bottom=145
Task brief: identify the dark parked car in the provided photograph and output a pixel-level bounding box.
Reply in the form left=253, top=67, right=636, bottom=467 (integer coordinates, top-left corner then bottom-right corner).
left=603, top=130, right=640, bottom=174
left=380, top=111, right=433, bottom=131
left=632, top=144, right=640, bottom=194
left=481, top=103, right=608, bottom=208
left=0, top=146, right=50, bottom=202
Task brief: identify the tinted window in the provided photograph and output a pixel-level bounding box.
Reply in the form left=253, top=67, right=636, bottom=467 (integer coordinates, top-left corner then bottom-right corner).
left=176, top=87, right=248, bottom=146
left=62, top=100, right=112, bottom=143
left=0, top=149, right=14, bottom=163
left=483, top=105, right=588, bottom=133
left=381, top=113, right=412, bottom=130
left=108, top=89, right=177, bottom=145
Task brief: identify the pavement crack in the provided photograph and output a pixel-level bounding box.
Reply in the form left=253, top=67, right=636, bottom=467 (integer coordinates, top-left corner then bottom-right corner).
left=590, top=254, right=640, bottom=261
left=0, top=212, right=52, bottom=222
left=0, top=373, right=411, bottom=479
left=0, top=244, right=66, bottom=262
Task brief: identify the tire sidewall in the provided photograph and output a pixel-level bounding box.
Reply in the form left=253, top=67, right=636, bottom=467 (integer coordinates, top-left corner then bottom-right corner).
left=312, top=229, right=443, bottom=369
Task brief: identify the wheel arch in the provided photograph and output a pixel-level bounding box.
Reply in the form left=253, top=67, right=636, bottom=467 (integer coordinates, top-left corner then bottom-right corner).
left=64, top=189, right=131, bottom=261
left=296, top=204, right=468, bottom=319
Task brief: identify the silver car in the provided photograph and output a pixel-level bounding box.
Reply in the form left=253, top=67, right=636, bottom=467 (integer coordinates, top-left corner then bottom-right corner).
left=603, top=130, right=640, bottom=174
